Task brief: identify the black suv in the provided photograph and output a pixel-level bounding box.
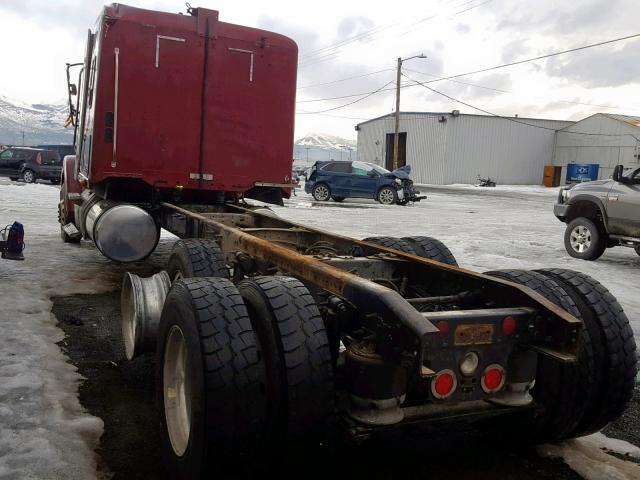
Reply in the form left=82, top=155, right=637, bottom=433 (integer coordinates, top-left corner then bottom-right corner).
left=0, top=147, right=62, bottom=184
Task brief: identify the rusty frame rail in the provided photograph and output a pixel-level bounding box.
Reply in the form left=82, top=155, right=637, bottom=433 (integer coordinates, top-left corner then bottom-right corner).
left=159, top=202, right=581, bottom=366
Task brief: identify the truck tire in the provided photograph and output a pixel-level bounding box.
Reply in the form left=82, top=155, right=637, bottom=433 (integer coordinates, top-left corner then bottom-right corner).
left=237, top=276, right=334, bottom=443
left=536, top=268, right=638, bottom=437
left=312, top=183, right=331, bottom=202
left=482, top=269, right=589, bottom=443
left=360, top=236, right=417, bottom=255
left=377, top=186, right=398, bottom=205
left=156, top=278, right=266, bottom=478
left=22, top=169, right=35, bottom=183
left=402, top=236, right=458, bottom=266
left=166, top=239, right=229, bottom=282
left=564, top=217, right=606, bottom=260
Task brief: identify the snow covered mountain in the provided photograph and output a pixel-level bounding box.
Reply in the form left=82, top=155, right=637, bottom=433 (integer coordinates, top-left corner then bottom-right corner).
left=293, top=132, right=357, bottom=167
left=0, top=96, right=73, bottom=146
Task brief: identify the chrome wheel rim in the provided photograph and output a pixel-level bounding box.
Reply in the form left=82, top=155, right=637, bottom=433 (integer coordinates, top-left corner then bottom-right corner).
left=23, top=171, right=34, bottom=183
left=570, top=225, right=592, bottom=253
left=164, top=325, right=191, bottom=457
left=379, top=188, right=395, bottom=204
left=314, top=185, right=329, bottom=201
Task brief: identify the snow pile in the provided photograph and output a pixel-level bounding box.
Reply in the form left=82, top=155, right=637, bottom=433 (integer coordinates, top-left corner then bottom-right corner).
left=0, top=180, right=167, bottom=479
left=539, top=433, right=640, bottom=479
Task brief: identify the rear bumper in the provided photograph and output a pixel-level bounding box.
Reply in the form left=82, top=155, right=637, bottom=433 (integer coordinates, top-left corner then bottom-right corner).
left=37, top=167, right=62, bottom=180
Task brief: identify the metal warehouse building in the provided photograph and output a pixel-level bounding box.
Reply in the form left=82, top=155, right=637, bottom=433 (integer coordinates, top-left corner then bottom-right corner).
left=355, top=112, right=573, bottom=185
left=554, top=113, right=640, bottom=181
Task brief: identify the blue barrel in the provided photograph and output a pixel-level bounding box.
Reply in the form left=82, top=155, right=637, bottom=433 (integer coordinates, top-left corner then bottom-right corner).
left=566, top=163, right=599, bottom=183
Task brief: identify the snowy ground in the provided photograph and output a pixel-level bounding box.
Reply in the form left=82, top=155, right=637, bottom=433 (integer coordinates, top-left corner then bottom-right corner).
left=0, top=179, right=639, bottom=479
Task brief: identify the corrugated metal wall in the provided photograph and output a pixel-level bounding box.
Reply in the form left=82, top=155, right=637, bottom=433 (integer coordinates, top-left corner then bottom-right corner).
left=356, top=113, right=573, bottom=185
left=553, top=114, right=640, bottom=180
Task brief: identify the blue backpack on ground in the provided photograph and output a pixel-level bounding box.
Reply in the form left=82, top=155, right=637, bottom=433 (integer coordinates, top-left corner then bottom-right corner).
left=1, top=222, right=25, bottom=260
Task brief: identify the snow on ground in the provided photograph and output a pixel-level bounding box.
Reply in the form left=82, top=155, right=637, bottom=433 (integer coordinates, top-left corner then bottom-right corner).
left=0, top=180, right=170, bottom=479
left=0, top=179, right=639, bottom=479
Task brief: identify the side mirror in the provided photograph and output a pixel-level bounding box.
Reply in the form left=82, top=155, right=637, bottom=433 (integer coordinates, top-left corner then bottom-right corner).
left=68, top=84, right=77, bottom=96
left=612, top=165, right=624, bottom=183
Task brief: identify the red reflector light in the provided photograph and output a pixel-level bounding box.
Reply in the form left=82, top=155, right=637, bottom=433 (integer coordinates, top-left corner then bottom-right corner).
left=502, top=316, right=516, bottom=335
left=481, top=364, right=506, bottom=393
left=435, top=321, right=449, bottom=334
left=35, top=153, right=42, bottom=165
left=431, top=369, right=457, bottom=399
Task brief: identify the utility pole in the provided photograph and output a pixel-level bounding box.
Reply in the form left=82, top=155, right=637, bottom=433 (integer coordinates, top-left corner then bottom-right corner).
left=305, top=147, right=310, bottom=163
left=392, top=54, right=426, bottom=170
left=22, top=130, right=25, bottom=146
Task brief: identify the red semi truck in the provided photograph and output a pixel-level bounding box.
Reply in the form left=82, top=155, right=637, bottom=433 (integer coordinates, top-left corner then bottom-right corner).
left=59, top=4, right=637, bottom=478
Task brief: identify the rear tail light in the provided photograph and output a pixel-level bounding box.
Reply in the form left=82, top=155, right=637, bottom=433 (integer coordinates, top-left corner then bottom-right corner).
left=435, top=320, right=449, bottom=334
left=431, top=369, right=457, bottom=399
left=481, top=364, right=506, bottom=394
left=35, top=153, right=42, bottom=165
left=502, top=316, right=517, bottom=336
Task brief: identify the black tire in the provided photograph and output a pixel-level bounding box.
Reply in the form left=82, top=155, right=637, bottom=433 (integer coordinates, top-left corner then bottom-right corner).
left=156, top=278, right=266, bottom=478
left=50, top=179, right=60, bottom=185
left=22, top=169, right=35, bottom=183
left=377, top=186, right=398, bottom=205
left=167, top=239, right=228, bottom=282
left=312, top=183, right=331, bottom=202
left=237, top=276, right=333, bottom=443
left=360, top=236, right=417, bottom=255
left=402, top=236, right=458, bottom=266
left=482, top=269, right=590, bottom=443
left=536, top=268, right=638, bottom=437
left=564, top=217, right=606, bottom=260
left=635, top=246, right=640, bottom=256
left=331, top=196, right=345, bottom=202
left=9, top=177, right=17, bottom=181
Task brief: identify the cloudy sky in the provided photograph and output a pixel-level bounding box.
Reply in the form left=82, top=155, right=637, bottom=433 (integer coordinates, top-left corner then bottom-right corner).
left=0, top=0, right=639, bottom=140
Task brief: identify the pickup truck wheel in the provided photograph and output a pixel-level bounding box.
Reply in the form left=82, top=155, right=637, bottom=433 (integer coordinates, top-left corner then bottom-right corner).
left=237, top=276, right=334, bottom=445
left=481, top=269, right=589, bottom=443
left=536, top=269, right=637, bottom=437
left=156, top=278, right=266, bottom=478
left=402, top=236, right=458, bottom=266
left=377, top=186, right=398, bottom=205
left=22, top=169, right=35, bottom=183
left=312, top=183, right=331, bottom=201
left=564, top=217, right=606, bottom=260
left=167, top=239, right=229, bottom=282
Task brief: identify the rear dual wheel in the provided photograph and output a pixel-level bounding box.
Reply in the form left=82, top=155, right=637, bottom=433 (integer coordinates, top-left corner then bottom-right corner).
left=360, top=235, right=458, bottom=266
left=158, top=248, right=334, bottom=476
left=482, top=269, right=637, bottom=443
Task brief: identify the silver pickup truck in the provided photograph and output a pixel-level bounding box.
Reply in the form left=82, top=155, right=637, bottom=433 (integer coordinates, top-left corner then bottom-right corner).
left=554, top=164, right=640, bottom=260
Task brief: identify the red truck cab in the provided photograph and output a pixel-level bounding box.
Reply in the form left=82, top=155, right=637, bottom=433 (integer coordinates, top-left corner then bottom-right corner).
left=73, top=3, right=297, bottom=205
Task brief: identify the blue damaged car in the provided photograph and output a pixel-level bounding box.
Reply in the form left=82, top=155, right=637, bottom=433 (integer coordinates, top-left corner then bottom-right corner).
left=304, top=160, right=425, bottom=205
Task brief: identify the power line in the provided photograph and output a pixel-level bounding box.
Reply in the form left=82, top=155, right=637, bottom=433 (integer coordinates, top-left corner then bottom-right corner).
left=298, top=0, right=488, bottom=68
left=402, top=67, right=621, bottom=110
left=297, top=81, right=394, bottom=114
left=296, top=32, right=640, bottom=105
left=297, top=68, right=394, bottom=90
left=402, top=72, right=640, bottom=139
